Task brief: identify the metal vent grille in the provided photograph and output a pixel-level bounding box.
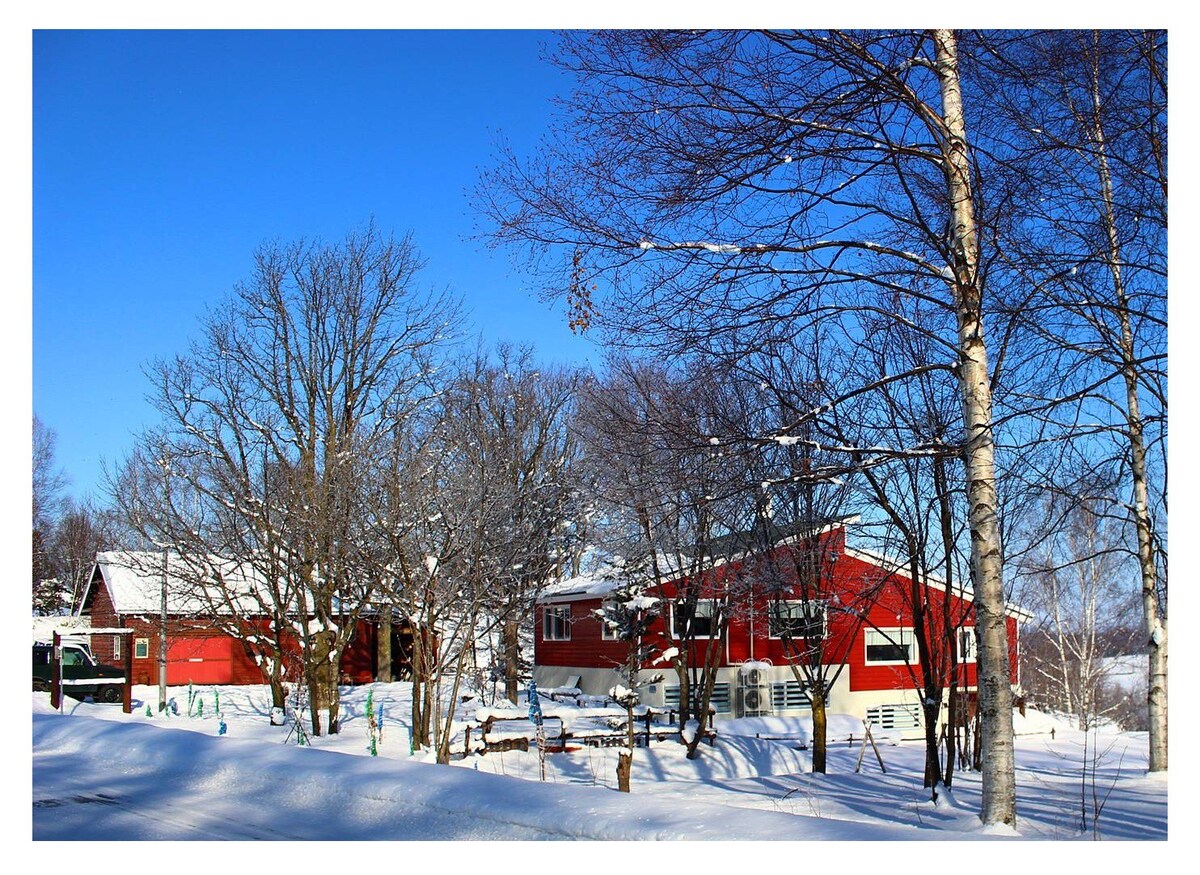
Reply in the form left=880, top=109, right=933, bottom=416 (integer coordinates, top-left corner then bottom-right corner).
left=865, top=703, right=922, bottom=730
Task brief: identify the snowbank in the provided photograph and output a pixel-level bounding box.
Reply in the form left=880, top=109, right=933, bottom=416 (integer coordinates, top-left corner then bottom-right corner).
left=719, top=713, right=904, bottom=746
left=33, top=712, right=926, bottom=841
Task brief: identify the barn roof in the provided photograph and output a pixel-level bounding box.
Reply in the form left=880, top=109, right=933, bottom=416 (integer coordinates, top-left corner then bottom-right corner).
left=83, top=551, right=281, bottom=617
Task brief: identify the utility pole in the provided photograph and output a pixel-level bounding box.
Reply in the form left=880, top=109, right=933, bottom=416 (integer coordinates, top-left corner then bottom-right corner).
left=159, top=547, right=168, bottom=712
left=158, top=454, right=170, bottom=713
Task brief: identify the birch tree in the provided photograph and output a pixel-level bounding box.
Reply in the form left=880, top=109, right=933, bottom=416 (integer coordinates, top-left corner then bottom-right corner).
left=482, top=28, right=1019, bottom=823
left=975, top=29, right=1167, bottom=771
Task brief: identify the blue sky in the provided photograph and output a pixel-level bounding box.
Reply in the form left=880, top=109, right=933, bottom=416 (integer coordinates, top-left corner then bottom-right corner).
left=33, top=30, right=597, bottom=503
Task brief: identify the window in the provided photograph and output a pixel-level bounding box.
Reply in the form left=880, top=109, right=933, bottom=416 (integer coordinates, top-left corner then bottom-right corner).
left=543, top=605, right=571, bottom=641
left=957, top=626, right=977, bottom=662
left=135, top=638, right=150, bottom=659
left=600, top=602, right=619, bottom=640
left=61, top=647, right=89, bottom=667
left=865, top=628, right=916, bottom=665
left=34, top=646, right=49, bottom=667
left=113, top=636, right=121, bottom=661
left=671, top=599, right=721, bottom=638
left=768, top=600, right=826, bottom=640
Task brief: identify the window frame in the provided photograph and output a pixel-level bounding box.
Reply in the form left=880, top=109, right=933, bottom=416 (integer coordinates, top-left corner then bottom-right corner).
left=599, top=601, right=619, bottom=640
left=864, top=627, right=917, bottom=666
left=670, top=599, right=722, bottom=639
left=767, top=599, right=827, bottom=641
left=113, top=635, right=121, bottom=661
left=957, top=626, right=978, bottom=663
left=134, top=638, right=150, bottom=659
left=542, top=605, right=572, bottom=642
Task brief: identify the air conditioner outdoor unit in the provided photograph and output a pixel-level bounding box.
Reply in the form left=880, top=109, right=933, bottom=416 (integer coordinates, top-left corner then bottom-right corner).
left=736, top=682, right=773, bottom=717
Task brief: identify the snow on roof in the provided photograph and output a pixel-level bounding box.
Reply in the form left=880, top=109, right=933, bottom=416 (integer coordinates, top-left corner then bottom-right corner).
left=540, top=569, right=621, bottom=602
left=539, top=523, right=1032, bottom=620
left=89, top=551, right=279, bottom=617
left=32, top=614, right=91, bottom=644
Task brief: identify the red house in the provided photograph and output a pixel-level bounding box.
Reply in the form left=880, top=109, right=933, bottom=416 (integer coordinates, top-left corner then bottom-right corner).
left=78, top=552, right=399, bottom=687
left=533, top=520, right=1028, bottom=732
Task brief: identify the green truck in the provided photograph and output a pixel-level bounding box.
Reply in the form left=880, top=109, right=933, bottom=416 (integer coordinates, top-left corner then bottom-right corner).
left=33, top=640, right=125, bottom=702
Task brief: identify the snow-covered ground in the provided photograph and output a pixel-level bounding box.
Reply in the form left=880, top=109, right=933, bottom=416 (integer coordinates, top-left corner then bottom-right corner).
left=32, top=682, right=1166, bottom=842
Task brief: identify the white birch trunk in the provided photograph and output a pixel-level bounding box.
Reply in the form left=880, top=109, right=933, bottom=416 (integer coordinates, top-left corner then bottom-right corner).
left=1087, top=40, right=1167, bottom=770
left=933, top=28, right=1017, bottom=826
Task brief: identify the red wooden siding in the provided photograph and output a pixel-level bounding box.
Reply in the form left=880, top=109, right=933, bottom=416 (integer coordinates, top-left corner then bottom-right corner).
left=535, top=527, right=1022, bottom=691
left=167, top=637, right=232, bottom=684
left=80, top=563, right=384, bottom=686
left=534, top=601, right=630, bottom=671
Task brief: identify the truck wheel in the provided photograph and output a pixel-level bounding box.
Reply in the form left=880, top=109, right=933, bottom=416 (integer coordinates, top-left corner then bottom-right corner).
left=33, top=677, right=50, bottom=692
left=100, top=686, right=122, bottom=704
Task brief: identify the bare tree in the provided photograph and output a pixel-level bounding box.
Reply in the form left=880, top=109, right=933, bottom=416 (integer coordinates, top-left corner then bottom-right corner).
left=111, top=223, right=457, bottom=734
left=578, top=358, right=742, bottom=759
left=974, top=29, right=1168, bottom=771
left=33, top=415, right=69, bottom=614
left=592, top=555, right=665, bottom=791
left=52, top=498, right=117, bottom=614
left=1017, top=495, right=1139, bottom=730
left=482, top=29, right=1018, bottom=822
left=444, top=345, right=586, bottom=704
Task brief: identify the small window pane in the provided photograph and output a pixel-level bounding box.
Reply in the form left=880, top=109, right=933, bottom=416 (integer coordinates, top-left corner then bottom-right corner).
left=600, top=602, right=619, bottom=640
left=865, top=629, right=914, bottom=664
left=958, top=627, right=977, bottom=662
left=673, top=601, right=720, bottom=638
left=543, top=606, right=571, bottom=641
left=62, top=648, right=86, bottom=666
left=135, top=638, right=150, bottom=659
left=768, top=601, right=825, bottom=639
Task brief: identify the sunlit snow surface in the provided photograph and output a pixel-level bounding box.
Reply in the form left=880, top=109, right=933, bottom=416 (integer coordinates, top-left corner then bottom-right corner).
left=32, top=684, right=1166, bottom=841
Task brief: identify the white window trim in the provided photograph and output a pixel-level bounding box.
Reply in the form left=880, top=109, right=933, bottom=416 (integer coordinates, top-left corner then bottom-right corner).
left=670, top=600, right=722, bottom=639
left=767, top=599, right=827, bottom=640
left=135, top=638, right=150, bottom=659
left=864, top=627, right=917, bottom=666
left=113, top=635, right=121, bottom=661
left=543, top=605, right=572, bottom=641
left=957, top=626, right=978, bottom=663
left=599, top=601, right=619, bottom=640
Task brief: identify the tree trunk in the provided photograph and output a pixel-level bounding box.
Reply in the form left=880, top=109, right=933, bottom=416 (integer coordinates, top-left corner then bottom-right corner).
left=945, top=681, right=959, bottom=787
left=933, top=28, right=1016, bottom=827
left=1089, top=54, right=1167, bottom=770
left=616, top=749, right=632, bottom=793
left=377, top=605, right=393, bottom=684
left=922, top=698, right=944, bottom=791
left=503, top=619, right=521, bottom=704
left=410, top=634, right=432, bottom=748
left=307, top=630, right=339, bottom=736
left=268, top=653, right=286, bottom=711
left=811, top=684, right=828, bottom=774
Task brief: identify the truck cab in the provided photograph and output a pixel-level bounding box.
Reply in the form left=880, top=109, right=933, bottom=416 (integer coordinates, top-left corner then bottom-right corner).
left=33, top=640, right=125, bottom=702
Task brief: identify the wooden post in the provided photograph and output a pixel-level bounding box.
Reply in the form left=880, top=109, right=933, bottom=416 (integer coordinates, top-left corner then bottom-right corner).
left=855, top=721, right=887, bottom=774
left=51, top=631, right=61, bottom=711
left=123, top=631, right=133, bottom=714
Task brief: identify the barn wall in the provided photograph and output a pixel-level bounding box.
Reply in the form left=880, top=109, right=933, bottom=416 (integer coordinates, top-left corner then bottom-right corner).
left=82, top=568, right=385, bottom=686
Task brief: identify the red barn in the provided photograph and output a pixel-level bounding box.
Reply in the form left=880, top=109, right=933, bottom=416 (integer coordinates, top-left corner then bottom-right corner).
left=77, top=552, right=397, bottom=687
left=533, top=520, right=1028, bottom=732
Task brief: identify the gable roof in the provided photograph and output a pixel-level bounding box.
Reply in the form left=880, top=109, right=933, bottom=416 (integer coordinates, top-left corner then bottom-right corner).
left=538, top=523, right=1032, bottom=620
left=82, top=551, right=281, bottom=617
